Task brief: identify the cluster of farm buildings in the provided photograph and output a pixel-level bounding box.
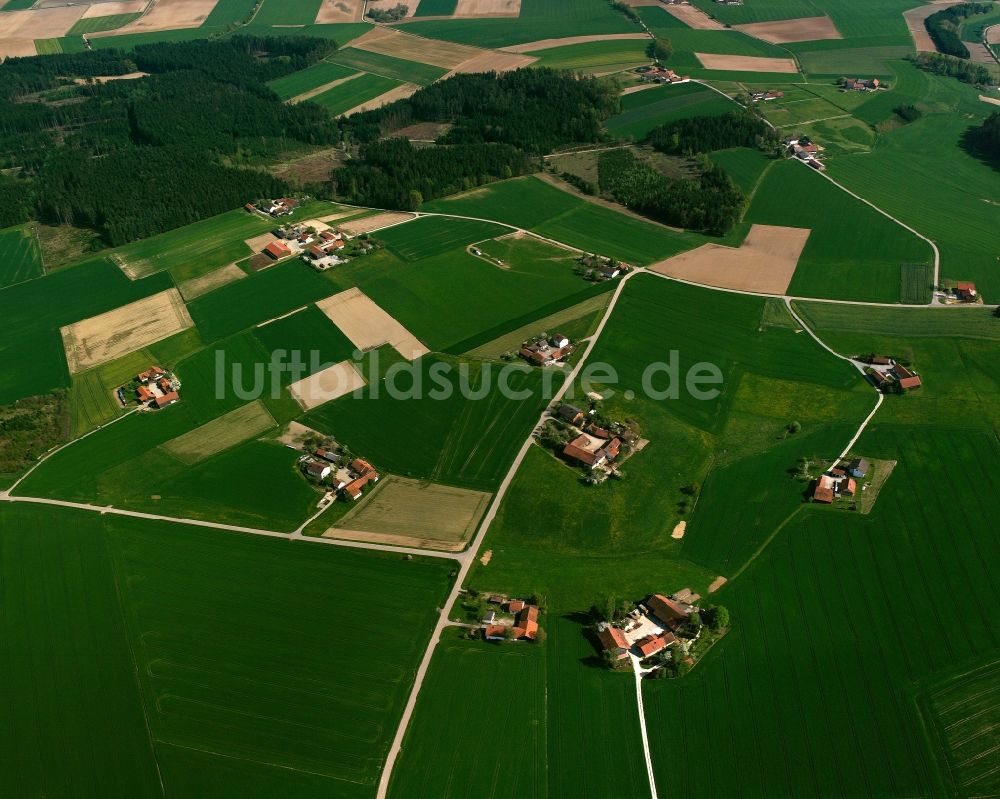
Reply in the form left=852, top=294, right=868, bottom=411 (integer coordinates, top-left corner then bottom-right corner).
left=857, top=355, right=922, bottom=392
left=636, top=65, right=690, bottom=84
left=943, top=281, right=981, bottom=304
left=520, top=333, right=574, bottom=367
left=480, top=595, right=541, bottom=641
left=784, top=136, right=825, bottom=170
left=839, top=77, right=881, bottom=92
left=749, top=89, right=783, bottom=102
left=597, top=590, right=701, bottom=668
left=578, top=254, right=632, bottom=281
left=247, top=198, right=301, bottom=218
left=263, top=223, right=349, bottom=270
left=300, top=445, right=381, bottom=501
left=118, top=365, right=181, bottom=410
left=812, top=457, right=870, bottom=504
left=550, top=402, right=642, bottom=476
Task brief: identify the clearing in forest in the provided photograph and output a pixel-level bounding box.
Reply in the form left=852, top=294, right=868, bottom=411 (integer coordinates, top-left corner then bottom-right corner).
left=648, top=224, right=810, bottom=295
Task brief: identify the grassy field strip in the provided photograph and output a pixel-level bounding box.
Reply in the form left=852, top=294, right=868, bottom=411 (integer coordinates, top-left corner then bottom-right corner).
left=161, top=401, right=277, bottom=465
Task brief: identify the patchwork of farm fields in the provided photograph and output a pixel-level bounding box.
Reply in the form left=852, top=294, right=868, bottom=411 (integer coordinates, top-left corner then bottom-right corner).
left=310, top=72, right=403, bottom=116
left=267, top=59, right=358, bottom=100
left=330, top=47, right=448, bottom=86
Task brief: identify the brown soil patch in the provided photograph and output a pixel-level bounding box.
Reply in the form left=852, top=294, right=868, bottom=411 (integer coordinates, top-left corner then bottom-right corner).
left=73, top=72, right=149, bottom=85
left=315, top=0, right=365, bottom=23
left=318, top=208, right=369, bottom=223
left=290, top=71, right=362, bottom=104
left=82, top=1, right=148, bottom=17
left=502, top=32, right=648, bottom=53
left=267, top=149, right=345, bottom=188
left=980, top=94, right=1000, bottom=107
left=965, top=41, right=995, bottom=64
left=480, top=549, right=493, bottom=565
left=329, top=475, right=491, bottom=550
left=694, top=53, right=799, bottom=73
left=661, top=3, right=725, bottom=29
left=735, top=15, right=841, bottom=43
left=289, top=360, right=367, bottom=410
left=671, top=520, right=687, bottom=540
left=277, top=420, right=326, bottom=449
left=621, top=82, right=658, bottom=96
left=390, top=121, right=453, bottom=140
left=316, top=287, right=430, bottom=360
left=178, top=263, right=246, bottom=301
left=323, top=528, right=468, bottom=551
left=903, top=1, right=963, bottom=52
left=60, top=288, right=194, bottom=374
left=351, top=26, right=481, bottom=68
left=988, top=25, right=1000, bottom=44
left=340, top=211, right=416, bottom=235
left=92, top=0, right=217, bottom=35
left=454, top=0, right=521, bottom=16
left=0, top=6, right=85, bottom=40
left=343, top=82, right=420, bottom=115
left=648, top=224, right=811, bottom=295
left=708, top=576, right=727, bottom=593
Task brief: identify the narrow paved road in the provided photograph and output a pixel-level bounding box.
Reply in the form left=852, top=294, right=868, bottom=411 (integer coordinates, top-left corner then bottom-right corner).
left=374, top=269, right=640, bottom=799
left=630, top=655, right=661, bottom=799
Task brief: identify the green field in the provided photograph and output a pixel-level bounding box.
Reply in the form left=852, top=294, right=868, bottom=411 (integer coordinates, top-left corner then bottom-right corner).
left=187, top=260, right=339, bottom=343
left=305, top=354, right=547, bottom=491
left=378, top=215, right=508, bottom=261
left=0, top=0, right=36, bottom=9
left=310, top=72, right=403, bottom=116
left=423, top=176, right=584, bottom=230
left=827, top=65, right=1000, bottom=297
left=399, top=0, right=636, bottom=48
left=33, top=38, right=63, bottom=54
left=531, top=38, right=650, bottom=72
left=331, top=47, right=448, bottom=86
left=252, top=304, right=358, bottom=382
left=796, top=45, right=912, bottom=77
left=267, top=60, right=359, bottom=100
left=0, top=224, right=43, bottom=288
left=707, top=147, right=774, bottom=193
left=202, top=0, right=259, bottom=27
left=413, top=0, right=459, bottom=15
left=792, top=301, right=1000, bottom=341
left=251, top=0, right=322, bottom=26
left=746, top=159, right=932, bottom=303
left=161, top=400, right=277, bottom=464
left=0, top=257, right=172, bottom=405
left=66, top=13, right=142, bottom=35
left=389, top=636, right=546, bottom=798
left=1, top=504, right=454, bottom=797
left=606, top=82, right=739, bottom=140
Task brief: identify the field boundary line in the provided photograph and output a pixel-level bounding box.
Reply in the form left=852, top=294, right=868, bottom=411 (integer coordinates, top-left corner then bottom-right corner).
left=374, top=269, right=641, bottom=799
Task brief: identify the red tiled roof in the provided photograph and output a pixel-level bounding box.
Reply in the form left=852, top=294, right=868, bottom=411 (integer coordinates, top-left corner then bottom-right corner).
left=484, top=624, right=507, bottom=638
left=636, top=634, right=668, bottom=657
left=155, top=391, right=178, bottom=407
left=956, top=282, right=976, bottom=291
left=814, top=485, right=834, bottom=503
left=598, top=626, right=629, bottom=651
left=507, top=600, right=525, bottom=613
left=899, top=375, right=922, bottom=390
left=586, top=424, right=611, bottom=440
left=647, top=594, right=688, bottom=623
left=136, top=386, right=153, bottom=401
left=604, top=438, right=621, bottom=459
left=350, top=458, right=374, bottom=475
left=265, top=241, right=290, bottom=258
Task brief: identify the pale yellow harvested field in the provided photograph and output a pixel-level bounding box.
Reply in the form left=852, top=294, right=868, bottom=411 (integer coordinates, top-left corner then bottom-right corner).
left=288, top=360, right=367, bottom=410
left=662, top=3, right=725, bottom=29
left=316, top=287, right=429, bottom=360
left=0, top=39, right=36, bottom=59
left=328, top=475, right=492, bottom=551
left=277, top=420, right=325, bottom=449
left=92, top=0, right=218, bottom=35
left=988, top=25, right=1000, bottom=44
left=735, top=15, right=841, bottom=43
left=82, top=1, right=149, bottom=17
left=244, top=232, right=279, bottom=252
left=454, top=0, right=521, bottom=16
left=502, top=32, right=648, bottom=53
left=449, top=50, right=537, bottom=74
left=315, top=0, right=365, bottom=23
left=178, top=263, right=246, bottom=301
left=694, top=53, right=799, bottom=73
left=0, top=6, right=86, bottom=40
left=343, top=82, right=420, bottom=115
left=903, top=1, right=963, bottom=52
left=291, top=71, right=362, bottom=104
left=351, top=26, right=481, bottom=68
left=671, top=521, right=687, bottom=540
left=61, top=288, right=195, bottom=374
left=621, top=83, right=658, bottom=95
left=648, top=224, right=811, bottom=295
left=162, top=401, right=276, bottom=465
left=339, top=211, right=416, bottom=235
left=709, top=576, right=727, bottom=593
left=980, top=94, right=1000, bottom=107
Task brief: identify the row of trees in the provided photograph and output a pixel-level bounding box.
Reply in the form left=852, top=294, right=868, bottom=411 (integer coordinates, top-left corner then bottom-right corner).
left=923, top=3, right=993, bottom=59
left=597, top=149, right=746, bottom=235
left=907, top=52, right=994, bottom=87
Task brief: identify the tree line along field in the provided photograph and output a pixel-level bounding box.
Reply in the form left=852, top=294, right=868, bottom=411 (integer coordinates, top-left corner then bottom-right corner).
left=606, top=82, right=740, bottom=140
left=0, top=224, right=43, bottom=288
left=311, top=73, right=403, bottom=116
left=0, top=503, right=455, bottom=798
left=330, top=47, right=448, bottom=86
left=266, top=60, right=359, bottom=100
